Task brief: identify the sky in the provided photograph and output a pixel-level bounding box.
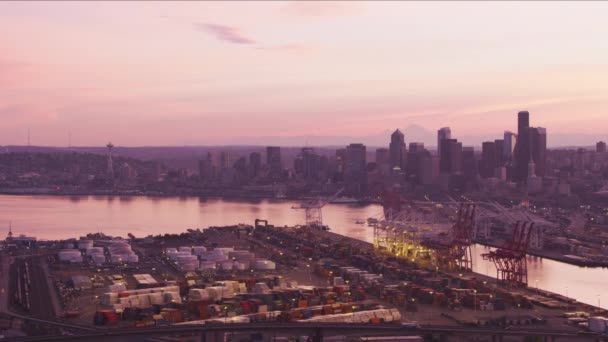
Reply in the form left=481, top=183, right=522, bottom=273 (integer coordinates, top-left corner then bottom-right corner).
left=1, top=1, right=607, bottom=147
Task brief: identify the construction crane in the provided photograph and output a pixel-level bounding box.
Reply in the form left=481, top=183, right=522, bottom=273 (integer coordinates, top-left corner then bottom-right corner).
left=482, top=221, right=534, bottom=287
left=292, top=188, right=344, bottom=228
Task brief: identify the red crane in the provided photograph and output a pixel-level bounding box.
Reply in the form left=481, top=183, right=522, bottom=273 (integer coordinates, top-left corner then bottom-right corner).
left=429, top=203, right=475, bottom=272
left=482, top=221, right=534, bottom=286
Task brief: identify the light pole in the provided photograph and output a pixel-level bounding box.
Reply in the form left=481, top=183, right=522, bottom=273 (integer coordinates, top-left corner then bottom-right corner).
left=473, top=290, right=477, bottom=312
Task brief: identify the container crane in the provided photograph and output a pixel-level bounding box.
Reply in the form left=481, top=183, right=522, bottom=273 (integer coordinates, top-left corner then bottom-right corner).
left=292, top=188, right=344, bottom=228
left=482, top=221, right=534, bottom=287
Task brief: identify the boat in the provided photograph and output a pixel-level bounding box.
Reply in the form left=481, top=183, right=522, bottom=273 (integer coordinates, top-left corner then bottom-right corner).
left=330, top=197, right=359, bottom=204
left=355, top=220, right=366, bottom=225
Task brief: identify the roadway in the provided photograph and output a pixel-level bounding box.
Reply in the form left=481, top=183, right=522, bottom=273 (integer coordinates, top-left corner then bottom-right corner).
left=5, top=322, right=600, bottom=342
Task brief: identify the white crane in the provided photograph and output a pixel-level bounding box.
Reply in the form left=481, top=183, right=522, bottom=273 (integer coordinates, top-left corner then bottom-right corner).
left=292, top=188, right=345, bottom=228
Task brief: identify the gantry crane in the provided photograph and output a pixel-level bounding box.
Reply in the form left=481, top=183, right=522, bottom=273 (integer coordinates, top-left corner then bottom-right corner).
left=292, top=188, right=344, bottom=228
left=482, top=221, right=534, bottom=286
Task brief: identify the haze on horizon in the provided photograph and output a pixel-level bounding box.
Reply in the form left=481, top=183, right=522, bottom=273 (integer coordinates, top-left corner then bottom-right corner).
left=1, top=1, right=607, bottom=148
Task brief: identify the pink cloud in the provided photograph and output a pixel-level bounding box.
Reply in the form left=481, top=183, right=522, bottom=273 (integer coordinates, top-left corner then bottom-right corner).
left=194, top=22, right=255, bottom=44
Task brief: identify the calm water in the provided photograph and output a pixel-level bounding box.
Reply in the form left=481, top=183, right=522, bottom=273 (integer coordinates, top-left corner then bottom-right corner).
left=0, top=195, right=605, bottom=309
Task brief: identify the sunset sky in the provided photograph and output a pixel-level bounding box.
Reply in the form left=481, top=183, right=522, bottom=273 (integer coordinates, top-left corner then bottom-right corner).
left=1, top=1, right=607, bottom=147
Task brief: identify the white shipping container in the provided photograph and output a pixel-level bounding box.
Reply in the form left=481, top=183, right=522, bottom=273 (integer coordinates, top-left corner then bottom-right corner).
left=164, top=292, right=182, bottom=304
left=253, top=259, right=276, bottom=270
left=178, top=246, right=192, bottom=253
left=149, top=293, right=164, bottom=305
left=199, top=261, right=217, bottom=270
left=219, top=261, right=233, bottom=270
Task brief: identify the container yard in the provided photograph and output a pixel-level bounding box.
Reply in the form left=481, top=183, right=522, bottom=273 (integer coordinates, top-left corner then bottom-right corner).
left=4, top=221, right=607, bottom=341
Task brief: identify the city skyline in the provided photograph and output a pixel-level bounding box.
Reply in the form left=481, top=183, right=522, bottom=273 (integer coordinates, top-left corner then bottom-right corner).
left=2, top=1, right=608, bottom=146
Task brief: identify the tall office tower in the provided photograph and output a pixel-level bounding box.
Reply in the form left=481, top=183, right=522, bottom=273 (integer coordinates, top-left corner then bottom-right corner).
left=503, top=131, right=516, bottom=162
left=462, top=147, right=478, bottom=182
left=389, top=129, right=406, bottom=170
left=419, top=153, right=439, bottom=185
left=335, top=148, right=347, bottom=176
left=530, top=127, right=547, bottom=177
left=494, top=139, right=504, bottom=167
left=597, top=141, right=607, bottom=153
left=375, top=148, right=390, bottom=165
left=294, top=147, right=321, bottom=181
left=514, top=111, right=531, bottom=181
left=106, top=142, right=114, bottom=180
left=439, top=138, right=463, bottom=174
left=219, top=152, right=231, bottom=173
left=437, top=127, right=451, bottom=157
left=409, top=142, right=424, bottom=153
left=450, top=141, right=463, bottom=175
left=345, top=143, right=367, bottom=195
left=481, top=141, right=497, bottom=178
left=248, top=152, right=262, bottom=179
left=266, top=146, right=282, bottom=179
left=199, top=152, right=214, bottom=182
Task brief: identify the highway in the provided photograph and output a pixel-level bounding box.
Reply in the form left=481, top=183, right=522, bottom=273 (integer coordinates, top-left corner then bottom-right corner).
left=5, top=322, right=600, bottom=342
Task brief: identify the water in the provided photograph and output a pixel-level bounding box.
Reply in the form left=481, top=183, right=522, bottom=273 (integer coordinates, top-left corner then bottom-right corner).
left=0, top=195, right=605, bottom=309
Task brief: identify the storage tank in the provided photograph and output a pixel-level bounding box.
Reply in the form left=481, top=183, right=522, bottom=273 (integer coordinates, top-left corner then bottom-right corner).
left=78, top=240, right=94, bottom=250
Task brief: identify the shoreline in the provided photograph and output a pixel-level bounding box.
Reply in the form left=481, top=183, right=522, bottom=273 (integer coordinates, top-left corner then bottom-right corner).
left=0, top=193, right=605, bottom=269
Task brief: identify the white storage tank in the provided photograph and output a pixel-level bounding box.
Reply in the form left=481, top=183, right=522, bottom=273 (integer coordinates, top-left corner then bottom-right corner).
left=58, top=249, right=83, bottom=263
left=128, top=255, right=139, bottom=263
left=86, top=247, right=104, bottom=256
left=77, top=240, right=94, bottom=250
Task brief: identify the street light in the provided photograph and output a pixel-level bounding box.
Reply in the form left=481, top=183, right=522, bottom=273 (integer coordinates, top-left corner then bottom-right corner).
left=473, top=290, right=477, bottom=312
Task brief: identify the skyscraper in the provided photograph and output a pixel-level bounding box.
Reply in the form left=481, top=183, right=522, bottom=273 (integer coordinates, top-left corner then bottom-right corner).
left=406, top=143, right=425, bottom=184
left=294, top=147, right=321, bottom=181
left=419, top=153, right=439, bottom=186
left=439, top=138, right=462, bottom=174
left=375, top=148, right=390, bottom=165
left=437, top=127, right=451, bottom=157
left=494, top=139, right=504, bottom=167
left=248, top=152, right=262, bottom=179
left=199, top=152, right=214, bottom=182
left=481, top=141, right=497, bottom=178
left=389, top=129, right=406, bottom=170
left=514, top=111, right=531, bottom=181
left=345, top=143, right=367, bottom=195
left=597, top=141, right=607, bottom=153
left=503, top=131, right=516, bottom=162
left=450, top=141, right=463, bottom=175
left=530, top=127, right=547, bottom=177
left=462, top=147, right=478, bottom=182
left=266, top=146, right=282, bottom=180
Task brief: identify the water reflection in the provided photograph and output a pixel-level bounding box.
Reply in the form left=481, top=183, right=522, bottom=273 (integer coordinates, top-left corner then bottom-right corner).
left=0, top=195, right=604, bottom=309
